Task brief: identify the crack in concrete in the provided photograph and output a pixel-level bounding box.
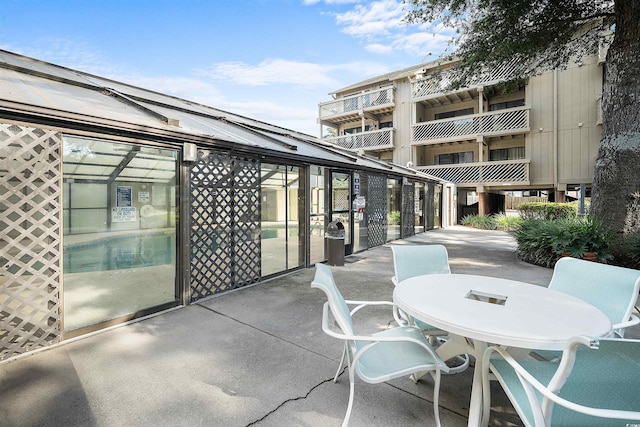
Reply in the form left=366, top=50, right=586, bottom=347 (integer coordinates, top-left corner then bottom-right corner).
left=245, top=366, right=347, bottom=426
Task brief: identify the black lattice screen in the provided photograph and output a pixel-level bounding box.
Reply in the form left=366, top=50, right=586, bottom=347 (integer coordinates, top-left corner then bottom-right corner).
left=1, top=123, right=61, bottom=360
left=401, top=180, right=415, bottom=238
left=189, top=151, right=260, bottom=301
left=425, top=183, right=435, bottom=230
left=367, top=174, right=387, bottom=247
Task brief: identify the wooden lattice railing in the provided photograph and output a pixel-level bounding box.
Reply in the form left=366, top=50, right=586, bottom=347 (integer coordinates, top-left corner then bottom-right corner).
left=412, top=107, right=529, bottom=143
left=418, top=160, right=530, bottom=185
left=326, top=128, right=394, bottom=151
left=411, top=60, right=526, bottom=99
left=319, top=87, right=394, bottom=119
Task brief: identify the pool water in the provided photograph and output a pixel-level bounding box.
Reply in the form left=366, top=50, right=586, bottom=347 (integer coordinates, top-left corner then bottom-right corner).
left=64, top=233, right=176, bottom=273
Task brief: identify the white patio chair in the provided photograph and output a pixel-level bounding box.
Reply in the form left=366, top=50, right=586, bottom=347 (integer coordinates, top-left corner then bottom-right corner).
left=390, top=244, right=469, bottom=373
left=532, top=257, right=640, bottom=361
left=311, top=263, right=449, bottom=427
left=482, top=336, right=640, bottom=426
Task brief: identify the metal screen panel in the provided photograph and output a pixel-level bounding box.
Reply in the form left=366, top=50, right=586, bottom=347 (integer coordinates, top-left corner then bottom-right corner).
left=401, top=180, right=415, bottom=238
left=189, top=151, right=260, bottom=301
left=1, top=123, right=62, bottom=360
left=366, top=174, right=387, bottom=248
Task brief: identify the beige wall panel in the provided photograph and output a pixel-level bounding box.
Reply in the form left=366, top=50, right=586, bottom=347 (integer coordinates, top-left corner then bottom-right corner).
left=425, top=99, right=477, bottom=121
left=557, top=125, right=601, bottom=183
left=528, top=131, right=554, bottom=185
left=527, top=72, right=554, bottom=132
left=422, top=142, right=479, bottom=165
left=557, top=60, right=602, bottom=130
left=393, top=81, right=413, bottom=167
left=487, top=137, right=525, bottom=150
left=487, top=89, right=525, bottom=106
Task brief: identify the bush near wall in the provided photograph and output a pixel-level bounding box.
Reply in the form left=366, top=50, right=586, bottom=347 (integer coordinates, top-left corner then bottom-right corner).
left=513, top=217, right=612, bottom=267
left=460, top=214, right=522, bottom=231
left=516, top=202, right=576, bottom=220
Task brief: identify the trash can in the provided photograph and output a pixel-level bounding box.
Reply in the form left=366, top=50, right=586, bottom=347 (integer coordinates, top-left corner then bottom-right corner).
left=326, top=221, right=345, bottom=266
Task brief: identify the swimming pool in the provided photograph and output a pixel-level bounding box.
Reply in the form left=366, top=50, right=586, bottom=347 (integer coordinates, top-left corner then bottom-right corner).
left=64, top=232, right=176, bottom=273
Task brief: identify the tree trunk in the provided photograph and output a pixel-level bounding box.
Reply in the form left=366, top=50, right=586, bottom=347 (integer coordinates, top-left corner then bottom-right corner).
left=591, top=0, right=640, bottom=236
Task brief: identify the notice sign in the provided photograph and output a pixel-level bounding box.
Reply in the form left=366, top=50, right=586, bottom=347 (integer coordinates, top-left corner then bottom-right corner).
left=116, top=186, right=132, bottom=207
left=138, top=191, right=150, bottom=203
left=112, top=207, right=137, bottom=222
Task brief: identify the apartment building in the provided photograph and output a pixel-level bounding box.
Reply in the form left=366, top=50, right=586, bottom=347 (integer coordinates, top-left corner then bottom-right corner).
left=318, top=51, right=605, bottom=221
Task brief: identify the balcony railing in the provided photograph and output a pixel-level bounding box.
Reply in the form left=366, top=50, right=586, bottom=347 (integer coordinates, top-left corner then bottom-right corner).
left=325, top=128, right=394, bottom=151
left=319, top=87, right=394, bottom=120
left=412, top=107, right=530, bottom=144
left=411, top=60, right=526, bottom=99
left=418, top=160, right=530, bottom=186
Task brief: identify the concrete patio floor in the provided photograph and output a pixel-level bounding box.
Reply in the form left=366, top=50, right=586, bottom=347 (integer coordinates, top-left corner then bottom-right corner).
left=1, top=226, right=638, bottom=426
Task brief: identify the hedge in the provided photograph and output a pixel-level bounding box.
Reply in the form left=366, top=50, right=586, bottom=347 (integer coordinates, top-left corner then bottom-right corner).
left=516, top=202, right=576, bottom=220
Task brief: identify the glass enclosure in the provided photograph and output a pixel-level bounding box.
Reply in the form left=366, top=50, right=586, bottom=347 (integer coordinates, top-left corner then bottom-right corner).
left=331, top=171, right=352, bottom=253
left=387, top=178, right=401, bottom=241
left=260, top=163, right=303, bottom=276
left=415, top=182, right=425, bottom=233
left=62, top=136, right=178, bottom=332
left=309, top=165, right=327, bottom=264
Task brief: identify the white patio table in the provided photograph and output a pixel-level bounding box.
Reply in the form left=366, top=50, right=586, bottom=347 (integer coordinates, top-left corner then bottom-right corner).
left=393, top=274, right=612, bottom=427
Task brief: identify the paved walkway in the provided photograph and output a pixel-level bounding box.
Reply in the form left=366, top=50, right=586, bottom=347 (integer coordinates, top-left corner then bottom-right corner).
left=1, top=226, right=636, bottom=426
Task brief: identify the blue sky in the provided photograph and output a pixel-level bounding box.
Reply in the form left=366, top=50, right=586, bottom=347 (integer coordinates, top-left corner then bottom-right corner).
left=0, top=0, right=453, bottom=136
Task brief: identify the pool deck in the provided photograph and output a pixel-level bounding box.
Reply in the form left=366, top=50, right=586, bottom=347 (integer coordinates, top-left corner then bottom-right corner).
left=1, top=226, right=638, bottom=426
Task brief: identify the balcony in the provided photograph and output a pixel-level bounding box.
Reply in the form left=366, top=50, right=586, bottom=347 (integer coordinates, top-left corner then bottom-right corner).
left=417, top=159, right=530, bottom=186
left=412, top=107, right=530, bottom=145
left=411, top=60, right=525, bottom=100
left=318, top=87, right=395, bottom=125
left=325, top=128, right=394, bottom=152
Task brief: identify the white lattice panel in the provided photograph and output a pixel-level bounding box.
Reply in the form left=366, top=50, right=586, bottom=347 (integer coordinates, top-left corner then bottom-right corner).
left=319, top=87, right=394, bottom=119
left=412, top=108, right=529, bottom=143
left=412, top=60, right=526, bottom=99
left=419, top=161, right=530, bottom=185
left=1, top=123, right=62, bottom=360
left=328, top=128, right=393, bottom=151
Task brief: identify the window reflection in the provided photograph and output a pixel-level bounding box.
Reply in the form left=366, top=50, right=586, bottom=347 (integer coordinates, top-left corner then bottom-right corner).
left=62, top=136, right=178, bottom=331
left=260, top=163, right=302, bottom=276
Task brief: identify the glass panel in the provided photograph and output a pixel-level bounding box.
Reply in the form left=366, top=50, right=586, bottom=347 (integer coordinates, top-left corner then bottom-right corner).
left=261, top=164, right=287, bottom=275
left=260, top=164, right=303, bottom=276
left=434, top=184, right=442, bottom=228
left=415, top=183, right=425, bottom=234
left=332, top=172, right=351, bottom=250
left=309, top=165, right=327, bottom=264
left=387, top=178, right=401, bottom=241
left=62, top=136, right=178, bottom=332
left=286, top=166, right=302, bottom=270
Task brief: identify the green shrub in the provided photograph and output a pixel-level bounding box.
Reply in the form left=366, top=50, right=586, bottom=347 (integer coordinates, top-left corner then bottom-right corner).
left=615, top=231, right=640, bottom=269
left=513, top=219, right=562, bottom=267
left=550, top=217, right=612, bottom=261
left=628, top=232, right=640, bottom=265
left=461, top=214, right=497, bottom=230
left=493, top=213, right=523, bottom=232
left=513, top=216, right=613, bottom=267
left=387, top=211, right=400, bottom=225
left=517, top=202, right=577, bottom=221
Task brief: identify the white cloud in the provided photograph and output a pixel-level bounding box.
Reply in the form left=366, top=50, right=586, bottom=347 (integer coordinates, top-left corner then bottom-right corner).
left=197, top=58, right=392, bottom=89
left=197, top=59, right=340, bottom=87
left=365, top=43, right=394, bottom=54
left=335, top=0, right=405, bottom=38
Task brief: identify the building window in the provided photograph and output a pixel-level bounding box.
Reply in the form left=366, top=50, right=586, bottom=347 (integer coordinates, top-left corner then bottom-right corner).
left=435, top=151, right=474, bottom=165
left=62, top=136, right=178, bottom=332
left=489, top=99, right=525, bottom=111
left=435, top=108, right=474, bottom=120
left=489, top=147, right=525, bottom=161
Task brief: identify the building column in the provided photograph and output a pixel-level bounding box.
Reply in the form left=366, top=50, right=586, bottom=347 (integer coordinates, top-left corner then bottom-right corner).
left=477, top=186, right=489, bottom=216
left=556, top=182, right=566, bottom=203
